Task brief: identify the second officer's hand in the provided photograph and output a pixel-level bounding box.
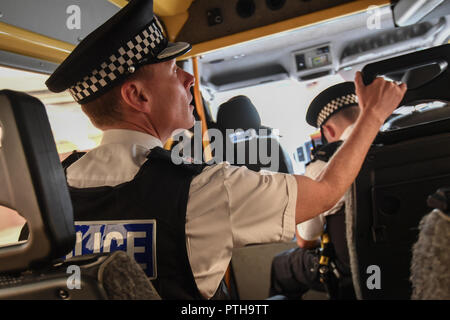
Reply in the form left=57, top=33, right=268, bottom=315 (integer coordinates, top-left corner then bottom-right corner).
left=354, top=71, right=407, bottom=126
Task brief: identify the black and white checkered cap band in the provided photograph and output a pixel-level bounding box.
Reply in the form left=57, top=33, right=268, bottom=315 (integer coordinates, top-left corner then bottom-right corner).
left=69, top=21, right=165, bottom=103
left=316, top=94, right=358, bottom=127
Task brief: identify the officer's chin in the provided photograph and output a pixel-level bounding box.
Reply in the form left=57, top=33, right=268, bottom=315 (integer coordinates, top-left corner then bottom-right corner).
left=170, top=113, right=195, bottom=136
left=186, top=114, right=196, bottom=130
left=171, top=124, right=193, bottom=137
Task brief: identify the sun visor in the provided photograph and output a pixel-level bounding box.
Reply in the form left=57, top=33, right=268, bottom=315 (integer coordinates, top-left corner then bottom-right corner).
left=393, top=0, right=449, bottom=27
left=361, top=44, right=450, bottom=107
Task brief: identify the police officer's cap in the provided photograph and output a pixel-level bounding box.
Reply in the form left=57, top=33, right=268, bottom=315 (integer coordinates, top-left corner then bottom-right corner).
left=306, top=82, right=358, bottom=128
left=46, top=0, right=191, bottom=104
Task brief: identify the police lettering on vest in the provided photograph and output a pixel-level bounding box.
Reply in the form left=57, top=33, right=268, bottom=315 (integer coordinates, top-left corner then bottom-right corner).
left=65, top=220, right=156, bottom=278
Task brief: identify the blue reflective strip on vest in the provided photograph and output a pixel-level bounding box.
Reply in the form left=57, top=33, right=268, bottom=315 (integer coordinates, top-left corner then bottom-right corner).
left=65, top=220, right=157, bottom=279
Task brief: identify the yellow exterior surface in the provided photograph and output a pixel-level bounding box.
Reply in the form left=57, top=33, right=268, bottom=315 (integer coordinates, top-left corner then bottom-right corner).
left=109, top=0, right=191, bottom=43
left=108, top=0, right=128, bottom=9
left=160, top=12, right=190, bottom=43
left=192, top=56, right=212, bottom=162
left=0, top=22, right=74, bottom=64
left=109, top=0, right=193, bottom=16
left=154, top=0, right=193, bottom=17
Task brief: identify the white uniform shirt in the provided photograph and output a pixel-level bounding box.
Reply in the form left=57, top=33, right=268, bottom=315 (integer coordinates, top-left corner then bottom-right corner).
left=66, top=129, right=297, bottom=299
left=297, top=125, right=354, bottom=241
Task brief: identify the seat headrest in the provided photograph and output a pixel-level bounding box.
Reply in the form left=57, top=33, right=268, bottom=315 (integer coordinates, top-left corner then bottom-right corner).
left=362, top=44, right=450, bottom=107
left=427, top=187, right=450, bottom=215
left=216, top=95, right=261, bottom=131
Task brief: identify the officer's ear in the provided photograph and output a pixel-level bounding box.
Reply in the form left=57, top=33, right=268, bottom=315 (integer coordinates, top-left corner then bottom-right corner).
left=322, top=123, right=336, bottom=141
left=120, top=79, right=151, bottom=113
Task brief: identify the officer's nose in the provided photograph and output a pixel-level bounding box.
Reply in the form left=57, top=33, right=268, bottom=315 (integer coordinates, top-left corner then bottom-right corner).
left=184, top=70, right=195, bottom=90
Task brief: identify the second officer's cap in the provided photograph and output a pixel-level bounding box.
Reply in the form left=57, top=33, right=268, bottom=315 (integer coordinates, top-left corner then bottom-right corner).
left=306, top=82, right=359, bottom=128
left=46, top=0, right=191, bottom=104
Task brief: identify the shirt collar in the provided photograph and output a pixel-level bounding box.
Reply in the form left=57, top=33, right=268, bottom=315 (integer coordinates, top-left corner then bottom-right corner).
left=100, top=129, right=163, bottom=150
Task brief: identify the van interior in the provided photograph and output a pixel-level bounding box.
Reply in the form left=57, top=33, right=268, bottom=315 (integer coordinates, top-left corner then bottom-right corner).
left=0, top=0, right=449, bottom=300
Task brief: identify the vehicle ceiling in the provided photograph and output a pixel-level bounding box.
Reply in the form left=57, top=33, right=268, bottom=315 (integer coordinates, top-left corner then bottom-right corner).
left=195, top=5, right=450, bottom=94
left=0, top=0, right=448, bottom=99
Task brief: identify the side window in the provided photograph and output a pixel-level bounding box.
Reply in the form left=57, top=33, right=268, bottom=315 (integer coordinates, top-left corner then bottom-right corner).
left=0, top=66, right=102, bottom=154
left=0, top=206, right=27, bottom=246
left=0, top=66, right=102, bottom=245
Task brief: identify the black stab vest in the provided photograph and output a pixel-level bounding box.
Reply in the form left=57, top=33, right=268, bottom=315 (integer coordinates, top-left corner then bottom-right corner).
left=66, top=147, right=206, bottom=299
left=325, top=207, right=351, bottom=276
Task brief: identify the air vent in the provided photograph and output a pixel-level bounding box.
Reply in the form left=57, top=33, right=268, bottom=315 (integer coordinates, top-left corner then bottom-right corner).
left=299, top=70, right=331, bottom=81
left=208, top=65, right=288, bottom=91
left=209, top=59, right=225, bottom=64
left=339, top=19, right=447, bottom=69
left=341, top=22, right=433, bottom=60
left=236, top=0, right=256, bottom=18
left=266, top=0, right=286, bottom=11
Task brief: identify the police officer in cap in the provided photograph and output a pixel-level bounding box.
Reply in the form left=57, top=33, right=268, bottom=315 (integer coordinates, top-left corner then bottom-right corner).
left=46, top=0, right=407, bottom=300
left=269, top=82, right=360, bottom=300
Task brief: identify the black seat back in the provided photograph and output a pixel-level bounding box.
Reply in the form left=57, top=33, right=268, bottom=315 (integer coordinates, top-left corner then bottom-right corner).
left=347, top=131, right=450, bottom=299
left=0, top=90, right=75, bottom=272
left=345, top=44, right=450, bottom=300
left=215, top=95, right=293, bottom=173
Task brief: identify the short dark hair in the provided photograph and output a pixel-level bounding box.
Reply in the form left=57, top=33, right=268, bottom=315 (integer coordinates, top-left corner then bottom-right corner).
left=326, top=104, right=360, bottom=125
left=81, top=85, right=123, bottom=128
left=80, top=65, right=152, bottom=128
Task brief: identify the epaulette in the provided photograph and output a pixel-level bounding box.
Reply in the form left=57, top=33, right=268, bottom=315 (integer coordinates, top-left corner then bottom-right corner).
left=311, top=140, right=343, bottom=163
left=147, top=146, right=208, bottom=174
left=61, top=151, right=86, bottom=172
